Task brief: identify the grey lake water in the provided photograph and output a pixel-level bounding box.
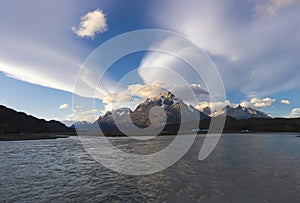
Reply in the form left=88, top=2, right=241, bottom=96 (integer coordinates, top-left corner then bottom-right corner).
left=1, top=133, right=300, bottom=202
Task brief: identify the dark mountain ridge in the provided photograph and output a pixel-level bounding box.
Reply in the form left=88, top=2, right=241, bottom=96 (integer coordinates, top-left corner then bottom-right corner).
left=0, top=105, right=74, bottom=137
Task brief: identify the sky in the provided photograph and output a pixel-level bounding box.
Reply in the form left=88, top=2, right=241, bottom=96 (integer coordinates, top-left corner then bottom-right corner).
left=0, top=0, right=299, bottom=124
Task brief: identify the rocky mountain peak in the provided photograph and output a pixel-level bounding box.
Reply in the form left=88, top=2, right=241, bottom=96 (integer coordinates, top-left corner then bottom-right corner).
left=199, top=104, right=270, bottom=120
left=220, top=105, right=269, bottom=120
left=95, top=91, right=209, bottom=131
left=158, top=91, right=175, bottom=99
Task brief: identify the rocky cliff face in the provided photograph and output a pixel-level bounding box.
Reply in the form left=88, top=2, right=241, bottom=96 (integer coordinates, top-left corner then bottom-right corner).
left=95, top=91, right=209, bottom=133
left=223, top=105, right=270, bottom=120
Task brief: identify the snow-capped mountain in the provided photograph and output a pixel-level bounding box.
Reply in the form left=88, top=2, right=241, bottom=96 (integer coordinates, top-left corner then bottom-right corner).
left=74, top=91, right=272, bottom=134
left=69, top=92, right=300, bottom=134
left=70, top=121, right=94, bottom=131
left=130, top=91, right=209, bottom=126
left=97, top=107, right=132, bottom=126
left=95, top=91, right=209, bottom=132
left=201, top=105, right=270, bottom=120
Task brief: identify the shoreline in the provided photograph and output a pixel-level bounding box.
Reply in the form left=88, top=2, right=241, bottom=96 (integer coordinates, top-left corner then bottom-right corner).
left=0, top=132, right=77, bottom=141
left=1, top=131, right=299, bottom=141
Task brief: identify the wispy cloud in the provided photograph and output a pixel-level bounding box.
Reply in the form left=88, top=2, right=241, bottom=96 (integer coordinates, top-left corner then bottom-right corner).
left=150, top=0, right=300, bottom=96
left=72, top=9, right=108, bottom=38
left=287, top=108, right=300, bottom=118
left=256, top=0, right=295, bottom=16
left=0, top=60, right=80, bottom=94
left=0, top=1, right=91, bottom=97
left=136, top=36, right=212, bottom=104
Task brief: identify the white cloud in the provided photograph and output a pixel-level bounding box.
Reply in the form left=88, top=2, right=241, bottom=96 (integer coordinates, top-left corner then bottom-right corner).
left=250, top=98, right=275, bottom=108
left=0, top=1, right=98, bottom=98
left=138, top=37, right=209, bottom=85
left=99, top=82, right=209, bottom=112
left=287, top=108, right=300, bottom=118
left=72, top=9, right=108, bottom=38
left=190, top=84, right=209, bottom=95
left=101, top=84, right=163, bottom=103
left=0, top=48, right=82, bottom=95
left=0, top=2, right=116, bottom=105
left=59, top=104, right=69, bottom=109
left=240, top=101, right=250, bottom=108
left=169, top=84, right=209, bottom=104
left=280, top=99, right=290, bottom=105
left=256, top=0, right=295, bottom=16
left=196, top=97, right=275, bottom=114
left=98, top=84, right=163, bottom=112
left=0, top=0, right=298, bottom=120
left=127, top=83, right=166, bottom=99
left=66, top=109, right=102, bottom=122
left=136, top=35, right=219, bottom=106
left=197, top=100, right=231, bottom=111
left=150, top=0, right=300, bottom=96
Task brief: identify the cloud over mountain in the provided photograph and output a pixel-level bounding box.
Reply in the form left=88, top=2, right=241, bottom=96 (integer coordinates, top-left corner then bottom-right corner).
left=150, top=0, right=300, bottom=96
left=249, top=98, right=276, bottom=108
left=288, top=108, right=300, bottom=118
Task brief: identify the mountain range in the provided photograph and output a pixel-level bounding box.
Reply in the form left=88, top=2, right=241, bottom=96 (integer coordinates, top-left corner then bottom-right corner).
left=200, top=105, right=270, bottom=120
left=72, top=91, right=300, bottom=135
left=1, top=91, right=299, bottom=140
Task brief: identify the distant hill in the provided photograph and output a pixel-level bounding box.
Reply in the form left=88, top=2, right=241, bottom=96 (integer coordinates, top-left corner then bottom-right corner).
left=0, top=105, right=74, bottom=135
left=222, top=116, right=300, bottom=133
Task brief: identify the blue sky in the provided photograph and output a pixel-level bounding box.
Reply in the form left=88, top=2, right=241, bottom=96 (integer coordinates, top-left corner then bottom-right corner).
left=0, top=0, right=300, bottom=123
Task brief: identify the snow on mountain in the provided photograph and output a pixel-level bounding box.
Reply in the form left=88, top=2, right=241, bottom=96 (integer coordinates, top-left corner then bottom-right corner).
left=96, top=91, right=209, bottom=131
left=70, top=121, right=94, bottom=131
left=200, top=105, right=270, bottom=120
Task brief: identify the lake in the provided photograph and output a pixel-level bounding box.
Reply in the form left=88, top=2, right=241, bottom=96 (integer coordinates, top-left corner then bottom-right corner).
left=1, top=133, right=300, bottom=202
